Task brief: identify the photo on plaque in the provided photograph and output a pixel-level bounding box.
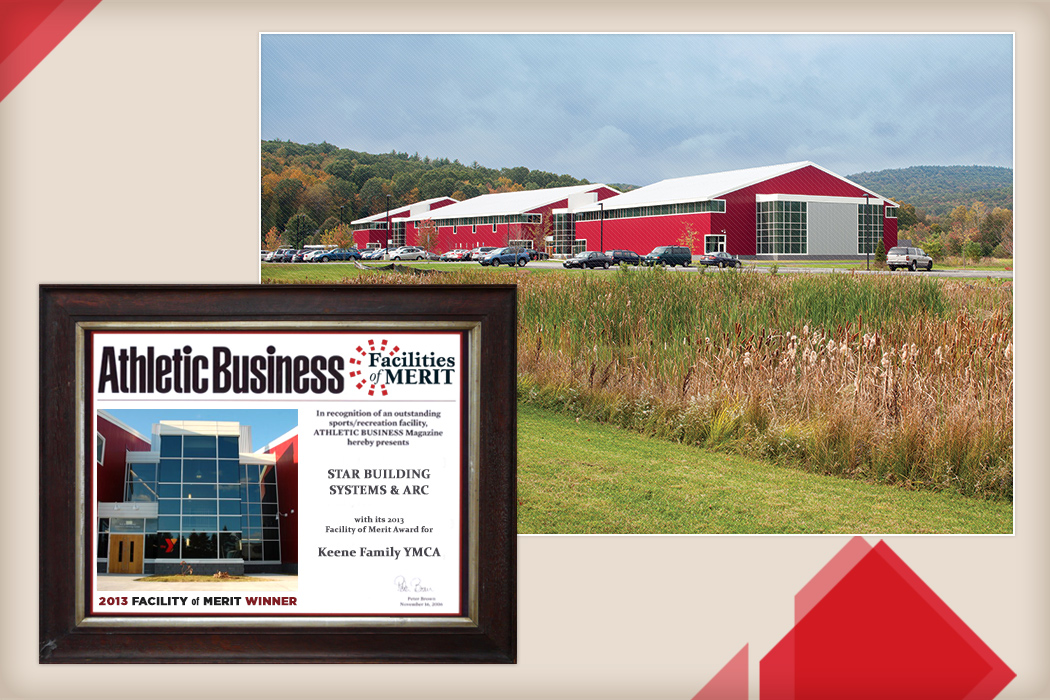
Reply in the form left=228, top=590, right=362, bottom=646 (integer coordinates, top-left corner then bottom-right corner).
left=40, top=285, right=516, bottom=663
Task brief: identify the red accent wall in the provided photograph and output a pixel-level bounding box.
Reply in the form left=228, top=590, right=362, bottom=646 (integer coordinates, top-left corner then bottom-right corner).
left=883, top=205, right=898, bottom=250
left=269, top=432, right=299, bottom=566
left=353, top=228, right=389, bottom=249
left=96, top=414, right=151, bottom=503
left=576, top=213, right=714, bottom=255
left=575, top=166, right=893, bottom=257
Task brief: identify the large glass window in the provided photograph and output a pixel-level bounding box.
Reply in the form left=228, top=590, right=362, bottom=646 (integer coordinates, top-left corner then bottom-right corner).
left=160, top=435, right=181, bottom=457
left=183, top=435, right=216, bottom=457
left=553, top=213, right=575, bottom=256
left=757, top=201, right=807, bottom=255
left=858, top=203, right=883, bottom=254
left=155, top=530, right=180, bottom=558
left=218, top=436, right=239, bottom=458
left=122, top=428, right=280, bottom=563
left=125, top=463, right=158, bottom=502
left=140, top=430, right=276, bottom=562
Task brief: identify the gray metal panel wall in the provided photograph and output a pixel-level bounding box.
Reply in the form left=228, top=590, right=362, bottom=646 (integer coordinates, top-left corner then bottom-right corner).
left=807, top=201, right=858, bottom=256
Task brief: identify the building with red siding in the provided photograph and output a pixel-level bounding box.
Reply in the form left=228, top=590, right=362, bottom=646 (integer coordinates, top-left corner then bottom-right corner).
left=260, top=426, right=298, bottom=574
left=569, top=162, right=898, bottom=260
left=350, top=196, right=458, bottom=250
left=403, top=183, right=621, bottom=254
left=95, top=411, right=299, bottom=576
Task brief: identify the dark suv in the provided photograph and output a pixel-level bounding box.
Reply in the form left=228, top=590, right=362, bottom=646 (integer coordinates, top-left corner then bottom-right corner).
left=642, top=246, right=691, bottom=267
left=605, top=249, right=641, bottom=265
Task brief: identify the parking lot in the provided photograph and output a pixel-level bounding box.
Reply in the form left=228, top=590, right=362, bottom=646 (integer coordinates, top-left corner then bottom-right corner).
left=263, top=257, right=1012, bottom=280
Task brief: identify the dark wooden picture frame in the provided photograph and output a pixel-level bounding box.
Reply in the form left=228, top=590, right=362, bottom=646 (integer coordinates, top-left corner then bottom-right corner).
left=40, top=285, right=516, bottom=663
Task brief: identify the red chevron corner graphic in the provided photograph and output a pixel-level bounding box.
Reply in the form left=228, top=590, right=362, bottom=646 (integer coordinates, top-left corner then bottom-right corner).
left=693, top=644, right=748, bottom=700
left=0, top=0, right=102, bottom=103
left=697, top=538, right=1015, bottom=699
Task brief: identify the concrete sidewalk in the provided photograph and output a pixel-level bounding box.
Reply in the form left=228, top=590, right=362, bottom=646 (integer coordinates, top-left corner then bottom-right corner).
left=97, top=574, right=298, bottom=592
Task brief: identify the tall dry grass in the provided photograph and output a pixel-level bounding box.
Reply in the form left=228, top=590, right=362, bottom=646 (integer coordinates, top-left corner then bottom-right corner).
left=272, top=266, right=1013, bottom=498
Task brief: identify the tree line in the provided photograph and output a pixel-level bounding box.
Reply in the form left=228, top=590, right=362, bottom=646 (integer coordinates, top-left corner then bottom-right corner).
left=261, top=140, right=594, bottom=247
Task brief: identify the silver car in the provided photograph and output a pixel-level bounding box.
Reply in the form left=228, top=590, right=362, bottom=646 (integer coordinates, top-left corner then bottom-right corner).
left=887, top=246, right=933, bottom=272
left=390, top=246, right=427, bottom=261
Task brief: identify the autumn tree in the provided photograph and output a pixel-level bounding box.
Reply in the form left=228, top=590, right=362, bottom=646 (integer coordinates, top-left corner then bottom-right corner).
left=416, top=219, right=440, bottom=252
left=525, top=215, right=553, bottom=253
left=678, top=224, right=700, bottom=255
left=486, top=177, right=526, bottom=194
left=319, top=223, right=355, bottom=250
left=263, top=227, right=281, bottom=251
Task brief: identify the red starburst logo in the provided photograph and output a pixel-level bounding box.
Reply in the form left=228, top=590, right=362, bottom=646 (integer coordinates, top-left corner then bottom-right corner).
left=349, top=338, right=403, bottom=397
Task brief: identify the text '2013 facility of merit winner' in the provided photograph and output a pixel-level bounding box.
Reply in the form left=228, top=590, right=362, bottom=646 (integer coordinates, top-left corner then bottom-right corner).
left=349, top=161, right=899, bottom=259
left=96, top=411, right=300, bottom=576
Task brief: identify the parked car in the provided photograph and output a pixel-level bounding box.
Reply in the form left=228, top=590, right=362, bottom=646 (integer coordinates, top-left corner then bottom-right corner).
left=420, top=251, right=441, bottom=261
left=887, top=246, right=933, bottom=272
left=604, top=249, right=641, bottom=266
left=441, top=249, right=469, bottom=261
left=314, top=248, right=361, bottom=262
left=266, top=248, right=291, bottom=262
left=277, top=248, right=298, bottom=263
left=697, top=251, right=742, bottom=268
left=260, top=250, right=270, bottom=261
left=467, top=246, right=497, bottom=261
left=479, top=246, right=530, bottom=267
left=642, top=245, right=692, bottom=267
left=526, top=249, right=550, bottom=261
left=292, top=249, right=311, bottom=263
left=362, top=248, right=387, bottom=260
left=390, top=246, right=427, bottom=261
left=563, top=251, right=613, bottom=269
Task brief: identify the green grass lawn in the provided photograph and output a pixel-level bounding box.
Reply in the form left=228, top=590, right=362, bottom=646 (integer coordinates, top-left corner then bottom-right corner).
left=517, top=402, right=1012, bottom=534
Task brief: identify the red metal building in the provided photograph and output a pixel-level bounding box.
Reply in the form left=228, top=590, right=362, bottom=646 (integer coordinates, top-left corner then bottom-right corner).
left=403, top=184, right=621, bottom=254
left=571, top=162, right=898, bottom=259
left=350, top=196, right=458, bottom=250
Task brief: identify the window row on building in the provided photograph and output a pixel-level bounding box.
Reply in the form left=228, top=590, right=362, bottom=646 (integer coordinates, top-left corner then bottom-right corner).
left=574, top=199, right=726, bottom=222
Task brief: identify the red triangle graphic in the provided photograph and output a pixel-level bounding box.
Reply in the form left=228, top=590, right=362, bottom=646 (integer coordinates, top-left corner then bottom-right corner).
left=693, top=644, right=748, bottom=700
left=0, top=0, right=102, bottom=103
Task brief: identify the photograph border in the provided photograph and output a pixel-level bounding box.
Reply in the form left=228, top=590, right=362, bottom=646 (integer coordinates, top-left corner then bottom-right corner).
left=40, top=284, right=516, bottom=663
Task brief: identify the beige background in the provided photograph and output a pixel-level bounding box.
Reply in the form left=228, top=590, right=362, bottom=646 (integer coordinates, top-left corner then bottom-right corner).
left=1, top=2, right=1046, bottom=698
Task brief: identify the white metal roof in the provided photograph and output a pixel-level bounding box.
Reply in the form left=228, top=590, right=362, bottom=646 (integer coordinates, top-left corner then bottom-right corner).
left=404, top=184, right=611, bottom=221
left=97, top=409, right=151, bottom=445
left=573, top=161, right=896, bottom=212
left=350, top=196, right=457, bottom=225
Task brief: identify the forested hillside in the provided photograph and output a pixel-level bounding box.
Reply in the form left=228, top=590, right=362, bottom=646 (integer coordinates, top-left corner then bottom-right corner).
left=261, top=140, right=596, bottom=241
left=847, top=165, right=1012, bottom=217
left=261, top=141, right=1012, bottom=258
left=848, top=165, right=1013, bottom=259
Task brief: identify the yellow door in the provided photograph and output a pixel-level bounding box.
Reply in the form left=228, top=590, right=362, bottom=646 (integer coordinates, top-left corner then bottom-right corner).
left=108, top=534, right=145, bottom=574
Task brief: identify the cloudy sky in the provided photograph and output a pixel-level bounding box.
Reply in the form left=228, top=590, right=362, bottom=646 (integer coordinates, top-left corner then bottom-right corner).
left=261, top=34, right=1013, bottom=187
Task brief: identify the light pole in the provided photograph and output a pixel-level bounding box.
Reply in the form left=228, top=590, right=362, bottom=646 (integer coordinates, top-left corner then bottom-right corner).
left=599, top=202, right=604, bottom=253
